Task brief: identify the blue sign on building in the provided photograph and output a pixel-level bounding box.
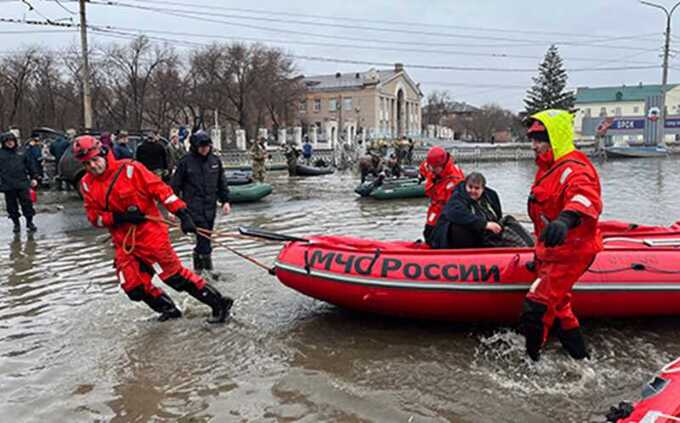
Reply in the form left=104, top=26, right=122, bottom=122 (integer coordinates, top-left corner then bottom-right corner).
left=610, top=119, right=645, bottom=130
left=665, top=118, right=680, bottom=128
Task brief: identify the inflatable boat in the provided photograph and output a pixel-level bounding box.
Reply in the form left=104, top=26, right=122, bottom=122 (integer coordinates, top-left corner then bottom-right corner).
left=296, top=163, right=335, bottom=176
left=255, top=220, right=680, bottom=322
left=228, top=182, right=272, bottom=203
left=355, top=177, right=426, bottom=200
left=225, top=170, right=253, bottom=186
left=607, top=356, right=680, bottom=422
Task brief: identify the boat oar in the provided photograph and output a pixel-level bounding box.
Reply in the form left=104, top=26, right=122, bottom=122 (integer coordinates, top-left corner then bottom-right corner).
left=238, top=226, right=309, bottom=243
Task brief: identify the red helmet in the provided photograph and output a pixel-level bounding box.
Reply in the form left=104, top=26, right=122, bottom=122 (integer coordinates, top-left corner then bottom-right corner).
left=72, top=135, right=102, bottom=162
left=426, top=146, right=448, bottom=167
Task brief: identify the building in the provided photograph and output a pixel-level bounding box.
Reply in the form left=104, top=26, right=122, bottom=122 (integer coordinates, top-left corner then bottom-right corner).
left=298, top=63, right=423, bottom=143
left=574, top=83, right=680, bottom=145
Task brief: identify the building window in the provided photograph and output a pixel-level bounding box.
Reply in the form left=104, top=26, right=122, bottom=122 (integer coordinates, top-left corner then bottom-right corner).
left=599, top=107, right=607, bottom=117
left=615, top=107, right=622, bottom=116
left=299, top=100, right=307, bottom=112
left=343, top=97, right=352, bottom=111
left=329, top=98, right=337, bottom=112
left=633, top=106, right=640, bottom=114
left=313, top=99, right=321, bottom=112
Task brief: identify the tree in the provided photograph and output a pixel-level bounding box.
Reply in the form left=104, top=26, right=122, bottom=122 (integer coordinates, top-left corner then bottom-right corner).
left=462, top=104, right=515, bottom=142
left=422, top=90, right=453, bottom=126
left=523, top=45, right=575, bottom=116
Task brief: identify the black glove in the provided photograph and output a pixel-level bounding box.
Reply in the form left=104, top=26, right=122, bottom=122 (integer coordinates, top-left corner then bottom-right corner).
left=113, top=206, right=146, bottom=225
left=539, top=211, right=580, bottom=247
left=175, top=208, right=196, bottom=234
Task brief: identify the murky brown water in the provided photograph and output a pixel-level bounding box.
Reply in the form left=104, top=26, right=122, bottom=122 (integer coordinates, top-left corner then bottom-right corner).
left=2, top=157, right=680, bottom=422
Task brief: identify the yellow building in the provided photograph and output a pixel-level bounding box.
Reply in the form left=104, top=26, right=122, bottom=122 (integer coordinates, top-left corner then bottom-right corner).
left=299, top=63, right=423, bottom=141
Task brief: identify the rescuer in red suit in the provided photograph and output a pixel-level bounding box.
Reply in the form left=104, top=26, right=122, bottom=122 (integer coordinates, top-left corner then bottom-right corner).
left=521, top=109, right=603, bottom=361
left=419, top=146, right=465, bottom=245
left=74, top=136, right=234, bottom=323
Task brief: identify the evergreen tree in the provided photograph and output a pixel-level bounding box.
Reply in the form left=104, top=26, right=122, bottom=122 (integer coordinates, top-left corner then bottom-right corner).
left=523, top=45, right=575, bottom=116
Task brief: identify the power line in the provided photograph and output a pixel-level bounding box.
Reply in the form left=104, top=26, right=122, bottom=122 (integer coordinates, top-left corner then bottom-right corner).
left=90, top=24, right=661, bottom=65
left=89, top=0, right=661, bottom=53
left=121, top=0, right=660, bottom=42
left=0, top=17, right=665, bottom=73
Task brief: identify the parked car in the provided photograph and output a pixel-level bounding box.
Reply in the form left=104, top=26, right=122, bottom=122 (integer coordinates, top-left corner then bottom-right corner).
left=58, top=131, right=170, bottom=194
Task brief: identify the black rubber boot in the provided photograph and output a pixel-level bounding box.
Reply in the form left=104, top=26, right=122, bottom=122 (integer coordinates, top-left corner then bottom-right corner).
left=143, top=293, right=182, bottom=322
left=556, top=325, right=590, bottom=360
left=203, top=255, right=214, bottom=271
left=12, top=218, right=20, bottom=233
left=193, top=252, right=204, bottom=273
left=26, top=217, right=37, bottom=232
left=187, top=283, right=233, bottom=324
left=518, top=299, right=548, bottom=362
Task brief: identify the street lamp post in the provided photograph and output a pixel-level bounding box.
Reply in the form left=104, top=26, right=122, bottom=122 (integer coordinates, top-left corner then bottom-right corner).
left=640, top=0, right=680, bottom=146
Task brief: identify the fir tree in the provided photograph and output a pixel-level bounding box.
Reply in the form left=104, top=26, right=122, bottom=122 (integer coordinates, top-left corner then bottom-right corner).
left=524, top=45, right=575, bottom=116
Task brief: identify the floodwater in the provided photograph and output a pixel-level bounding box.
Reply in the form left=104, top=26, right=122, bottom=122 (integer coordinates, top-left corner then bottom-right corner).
left=2, top=157, right=680, bottom=422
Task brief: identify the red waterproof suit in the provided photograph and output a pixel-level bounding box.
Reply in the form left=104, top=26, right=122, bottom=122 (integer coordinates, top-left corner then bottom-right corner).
left=82, top=155, right=205, bottom=298
left=419, top=159, right=465, bottom=227
left=527, top=149, right=603, bottom=337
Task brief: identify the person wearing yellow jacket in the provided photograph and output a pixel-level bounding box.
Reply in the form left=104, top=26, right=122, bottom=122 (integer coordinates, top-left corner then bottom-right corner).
left=521, top=109, right=603, bottom=361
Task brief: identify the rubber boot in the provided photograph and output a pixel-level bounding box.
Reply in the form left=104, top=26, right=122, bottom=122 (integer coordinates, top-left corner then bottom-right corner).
left=143, top=293, right=182, bottom=322
left=193, top=252, right=205, bottom=273
left=518, top=299, right=548, bottom=362
left=200, top=254, right=214, bottom=271
left=187, top=283, right=234, bottom=324
left=12, top=218, right=20, bottom=233
left=25, top=217, right=37, bottom=233
left=556, top=325, right=590, bottom=360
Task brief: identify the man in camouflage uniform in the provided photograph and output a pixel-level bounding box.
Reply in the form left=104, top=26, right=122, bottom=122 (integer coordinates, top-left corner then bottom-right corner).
left=283, top=141, right=299, bottom=176
left=250, top=138, right=267, bottom=182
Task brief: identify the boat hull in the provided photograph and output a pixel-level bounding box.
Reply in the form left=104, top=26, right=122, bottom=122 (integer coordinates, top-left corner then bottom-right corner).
left=605, top=146, right=669, bottom=158
left=296, top=164, right=335, bottom=176
left=355, top=178, right=426, bottom=200
left=228, top=182, right=273, bottom=203
left=273, top=222, right=680, bottom=322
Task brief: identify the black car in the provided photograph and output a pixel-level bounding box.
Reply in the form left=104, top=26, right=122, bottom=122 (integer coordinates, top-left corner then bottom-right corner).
left=58, top=131, right=170, bottom=193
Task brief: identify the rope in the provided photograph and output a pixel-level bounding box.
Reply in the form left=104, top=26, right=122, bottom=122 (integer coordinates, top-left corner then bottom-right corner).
left=146, top=215, right=276, bottom=274
left=122, top=225, right=136, bottom=254
left=661, top=356, right=680, bottom=374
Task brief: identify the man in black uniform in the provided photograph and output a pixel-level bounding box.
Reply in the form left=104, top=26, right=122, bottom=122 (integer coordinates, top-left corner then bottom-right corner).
left=171, top=131, right=231, bottom=272
left=0, top=132, right=39, bottom=233
left=136, top=131, right=170, bottom=181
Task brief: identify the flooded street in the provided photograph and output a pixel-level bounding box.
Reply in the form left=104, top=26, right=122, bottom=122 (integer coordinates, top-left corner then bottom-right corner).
left=2, top=157, right=680, bottom=422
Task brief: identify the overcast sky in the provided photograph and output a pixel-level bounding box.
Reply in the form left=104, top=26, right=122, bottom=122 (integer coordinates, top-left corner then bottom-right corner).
left=1, top=0, right=678, bottom=111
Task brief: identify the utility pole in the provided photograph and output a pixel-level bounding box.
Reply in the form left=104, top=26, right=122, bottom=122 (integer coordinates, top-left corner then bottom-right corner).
left=79, top=0, right=93, bottom=130
left=640, top=1, right=680, bottom=146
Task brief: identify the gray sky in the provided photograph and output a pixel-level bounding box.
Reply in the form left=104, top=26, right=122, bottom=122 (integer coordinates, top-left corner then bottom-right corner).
left=0, top=0, right=677, bottom=111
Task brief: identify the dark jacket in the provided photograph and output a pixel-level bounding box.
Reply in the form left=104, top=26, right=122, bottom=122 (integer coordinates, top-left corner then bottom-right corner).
left=430, top=182, right=502, bottom=249
left=171, top=151, right=229, bottom=224
left=135, top=140, right=169, bottom=172
left=0, top=145, right=38, bottom=192
left=113, top=143, right=134, bottom=160
left=49, top=136, right=70, bottom=164
left=25, top=144, right=44, bottom=179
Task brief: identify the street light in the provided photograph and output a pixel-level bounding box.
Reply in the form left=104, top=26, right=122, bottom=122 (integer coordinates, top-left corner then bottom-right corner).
left=640, top=0, right=680, bottom=146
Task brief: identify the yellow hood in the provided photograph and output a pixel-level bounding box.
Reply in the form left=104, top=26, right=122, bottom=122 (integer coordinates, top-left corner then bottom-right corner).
left=530, top=109, right=575, bottom=160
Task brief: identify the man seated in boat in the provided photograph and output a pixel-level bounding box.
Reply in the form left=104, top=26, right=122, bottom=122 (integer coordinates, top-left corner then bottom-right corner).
left=428, top=172, right=533, bottom=249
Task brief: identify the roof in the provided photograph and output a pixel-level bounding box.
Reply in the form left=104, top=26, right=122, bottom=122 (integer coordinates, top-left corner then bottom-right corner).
left=449, top=102, right=479, bottom=113
left=302, top=68, right=422, bottom=96
left=575, top=84, right=678, bottom=103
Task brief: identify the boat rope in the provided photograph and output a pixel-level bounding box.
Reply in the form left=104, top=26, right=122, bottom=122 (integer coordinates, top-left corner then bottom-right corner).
left=146, top=215, right=275, bottom=274
left=588, top=262, right=680, bottom=274
left=661, top=356, right=680, bottom=374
